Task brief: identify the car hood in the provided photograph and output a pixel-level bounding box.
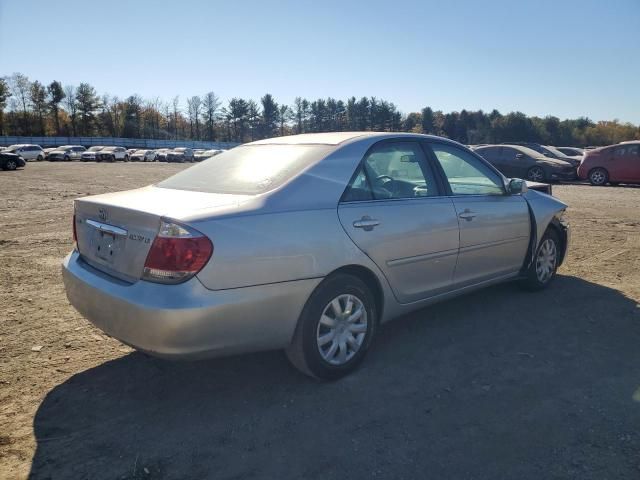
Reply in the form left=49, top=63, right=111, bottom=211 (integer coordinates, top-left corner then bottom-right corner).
left=538, top=158, right=573, bottom=168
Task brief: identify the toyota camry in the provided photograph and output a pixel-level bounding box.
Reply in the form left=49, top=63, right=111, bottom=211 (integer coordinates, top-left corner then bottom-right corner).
left=62, top=132, right=569, bottom=379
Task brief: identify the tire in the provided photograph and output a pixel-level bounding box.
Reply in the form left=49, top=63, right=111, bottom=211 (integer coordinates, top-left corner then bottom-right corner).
left=64, top=155, right=70, bottom=162
left=37, top=155, right=43, bottom=161
left=521, top=229, right=560, bottom=290
left=4, top=159, right=18, bottom=171
left=588, top=168, right=608, bottom=186
left=124, top=155, right=130, bottom=162
left=286, top=273, right=377, bottom=380
left=526, top=166, right=546, bottom=182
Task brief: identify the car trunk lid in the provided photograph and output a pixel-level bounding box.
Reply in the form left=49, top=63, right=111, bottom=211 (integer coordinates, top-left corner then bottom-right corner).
left=74, top=186, right=250, bottom=282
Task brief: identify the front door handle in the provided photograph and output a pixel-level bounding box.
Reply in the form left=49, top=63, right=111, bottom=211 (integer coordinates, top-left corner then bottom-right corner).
left=458, top=209, right=476, bottom=221
left=353, top=216, right=380, bottom=231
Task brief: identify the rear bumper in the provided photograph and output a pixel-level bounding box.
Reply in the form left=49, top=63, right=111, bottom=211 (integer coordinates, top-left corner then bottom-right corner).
left=62, top=251, right=320, bottom=358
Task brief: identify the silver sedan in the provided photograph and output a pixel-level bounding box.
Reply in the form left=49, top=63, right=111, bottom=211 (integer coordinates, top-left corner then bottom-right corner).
left=62, top=132, right=569, bottom=379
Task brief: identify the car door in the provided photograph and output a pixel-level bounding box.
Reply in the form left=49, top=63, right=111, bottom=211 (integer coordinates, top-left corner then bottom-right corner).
left=499, top=147, right=527, bottom=178
left=338, top=140, right=460, bottom=303
left=427, top=142, right=531, bottom=287
left=612, top=144, right=640, bottom=182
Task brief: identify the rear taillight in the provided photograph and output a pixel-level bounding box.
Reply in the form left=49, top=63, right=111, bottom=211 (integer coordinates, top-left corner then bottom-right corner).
left=72, top=213, right=78, bottom=249
left=142, top=220, right=213, bottom=284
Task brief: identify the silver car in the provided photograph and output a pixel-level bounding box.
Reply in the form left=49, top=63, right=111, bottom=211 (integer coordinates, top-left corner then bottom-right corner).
left=62, top=133, right=569, bottom=379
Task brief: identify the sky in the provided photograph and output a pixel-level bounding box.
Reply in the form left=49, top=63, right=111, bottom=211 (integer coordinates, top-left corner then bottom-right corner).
left=1, top=0, right=639, bottom=123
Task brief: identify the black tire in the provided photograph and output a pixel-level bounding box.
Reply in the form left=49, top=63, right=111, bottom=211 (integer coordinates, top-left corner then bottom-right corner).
left=64, top=155, right=70, bottom=162
left=521, top=229, right=560, bottom=290
left=4, top=159, right=18, bottom=171
left=588, top=167, right=608, bottom=186
left=37, top=155, right=43, bottom=161
left=286, top=273, right=377, bottom=380
left=526, top=166, right=546, bottom=182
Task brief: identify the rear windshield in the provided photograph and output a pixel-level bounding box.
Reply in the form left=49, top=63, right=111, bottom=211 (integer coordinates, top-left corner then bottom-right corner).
left=157, top=144, right=333, bottom=195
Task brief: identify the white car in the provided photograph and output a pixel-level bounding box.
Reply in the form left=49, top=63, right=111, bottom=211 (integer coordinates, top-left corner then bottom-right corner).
left=81, top=146, right=106, bottom=162
left=95, top=147, right=130, bottom=162
left=130, top=150, right=157, bottom=162
left=48, top=145, right=86, bottom=162
left=4, top=144, right=45, bottom=161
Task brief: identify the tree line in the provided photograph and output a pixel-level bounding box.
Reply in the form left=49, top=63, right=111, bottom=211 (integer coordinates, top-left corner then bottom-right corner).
left=1, top=72, right=638, bottom=146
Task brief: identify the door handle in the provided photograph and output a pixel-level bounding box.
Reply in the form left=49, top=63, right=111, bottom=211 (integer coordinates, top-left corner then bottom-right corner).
left=353, top=216, right=380, bottom=231
left=458, top=209, right=476, bottom=221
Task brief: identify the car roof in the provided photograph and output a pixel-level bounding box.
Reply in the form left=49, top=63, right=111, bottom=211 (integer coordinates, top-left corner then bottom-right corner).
left=497, top=144, right=546, bottom=157
left=247, top=131, right=457, bottom=146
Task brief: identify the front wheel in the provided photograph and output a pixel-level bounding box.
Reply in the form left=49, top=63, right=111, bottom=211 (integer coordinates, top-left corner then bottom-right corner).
left=588, top=168, right=608, bottom=186
left=286, top=273, right=377, bottom=380
left=526, top=166, right=546, bottom=182
left=521, top=229, right=560, bottom=290
left=3, top=159, right=18, bottom=170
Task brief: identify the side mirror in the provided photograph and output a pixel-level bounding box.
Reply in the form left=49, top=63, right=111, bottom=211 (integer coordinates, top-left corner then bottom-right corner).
left=508, top=178, right=528, bottom=194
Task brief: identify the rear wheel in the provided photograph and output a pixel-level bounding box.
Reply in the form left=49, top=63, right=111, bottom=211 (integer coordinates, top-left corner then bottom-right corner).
left=521, top=229, right=560, bottom=290
left=286, top=273, right=377, bottom=380
left=37, top=155, right=43, bottom=161
left=526, top=166, right=546, bottom=182
left=588, top=168, right=608, bottom=186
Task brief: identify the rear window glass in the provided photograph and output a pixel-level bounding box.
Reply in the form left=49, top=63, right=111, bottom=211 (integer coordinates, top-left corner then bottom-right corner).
left=157, top=144, right=333, bottom=195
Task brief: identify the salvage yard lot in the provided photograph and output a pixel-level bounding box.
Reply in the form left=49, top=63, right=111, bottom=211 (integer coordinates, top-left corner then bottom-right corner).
left=1, top=162, right=639, bottom=479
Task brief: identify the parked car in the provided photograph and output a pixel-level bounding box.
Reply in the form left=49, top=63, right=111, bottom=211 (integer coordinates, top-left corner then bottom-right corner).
left=43, top=147, right=57, bottom=160
left=0, top=152, right=26, bottom=170
left=81, top=146, right=106, bottom=162
left=95, top=146, right=130, bottom=162
left=194, top=149, right=222, bottom=161
left=127, top=149, right=138, bottom=156
left=474, top=145, right=576, bottom=182
left=555, top=147, right=584, bottom=158
left=62, top=132, right=569, bottom=379
left=48, top=145, right=86, bottom=161
left=4, top=144, right=45, bottom=161
left=503, top=142, right=580, bottom=166
left=577, top=141, right=640, bottom=186
left=154, top=149, right=170, bottom=162
left=166, top=147, right=194, bottom=163
left=130, top=149, right=157, bottom=162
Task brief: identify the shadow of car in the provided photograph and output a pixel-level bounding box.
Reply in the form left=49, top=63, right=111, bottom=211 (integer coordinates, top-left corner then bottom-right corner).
left=29, top=276, right=640, bottom=479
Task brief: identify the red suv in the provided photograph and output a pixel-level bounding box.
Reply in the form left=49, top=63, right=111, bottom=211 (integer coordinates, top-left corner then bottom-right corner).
left=578, top=141, right=640, bottom=186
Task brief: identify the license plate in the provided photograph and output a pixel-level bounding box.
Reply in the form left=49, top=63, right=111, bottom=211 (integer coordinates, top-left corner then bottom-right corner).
left=94, top=230, right=118, bottom=263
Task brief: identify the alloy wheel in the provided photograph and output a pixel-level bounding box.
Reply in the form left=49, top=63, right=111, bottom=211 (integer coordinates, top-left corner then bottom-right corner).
left=316, top=294, right=368, bottom=366
left=6, top=159, right=17, bottom=170
left=590, top=169, right=606, bottom=185
left=527, top=167, right=544, bottom=182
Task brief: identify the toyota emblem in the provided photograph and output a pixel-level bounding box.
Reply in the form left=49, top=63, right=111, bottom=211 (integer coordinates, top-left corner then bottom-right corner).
left=98, top=208, right=108, bottom=222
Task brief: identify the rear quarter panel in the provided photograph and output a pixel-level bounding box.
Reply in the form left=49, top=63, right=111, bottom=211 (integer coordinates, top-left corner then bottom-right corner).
left=194, top=209, right=383, bottom=291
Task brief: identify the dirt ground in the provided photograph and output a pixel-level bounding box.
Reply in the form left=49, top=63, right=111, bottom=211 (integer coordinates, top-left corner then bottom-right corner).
left=1, top=162, right=639, bottom=479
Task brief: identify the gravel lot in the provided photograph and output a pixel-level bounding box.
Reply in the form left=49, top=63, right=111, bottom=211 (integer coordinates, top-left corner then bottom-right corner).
left=1, top=162, right=639, bottom=479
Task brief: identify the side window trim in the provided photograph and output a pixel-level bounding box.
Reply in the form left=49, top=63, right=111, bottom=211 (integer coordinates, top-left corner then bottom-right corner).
left=422, top=140, right=507, bottom=197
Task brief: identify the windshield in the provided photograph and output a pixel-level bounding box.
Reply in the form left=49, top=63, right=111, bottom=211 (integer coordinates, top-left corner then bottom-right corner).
left=543, top=145, right=571, bottom=159
left=101, top=147, right=115, bottom=151
left=157, top=144, right=333, bottom=195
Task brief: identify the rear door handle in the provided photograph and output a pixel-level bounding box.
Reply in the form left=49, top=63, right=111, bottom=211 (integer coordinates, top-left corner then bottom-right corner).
left=353, top=216, right=380, bottom=231
left=458, top=209, right=476, bottom=221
